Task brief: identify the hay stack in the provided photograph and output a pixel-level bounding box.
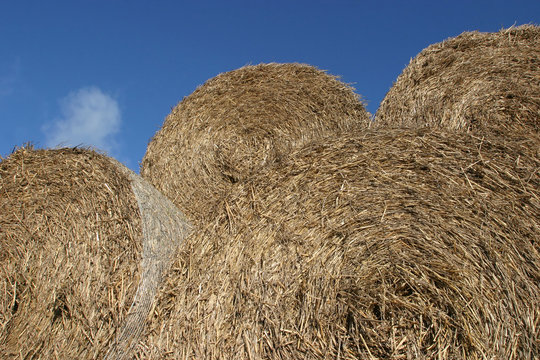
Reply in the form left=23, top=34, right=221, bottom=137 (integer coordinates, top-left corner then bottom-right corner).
left=141, top=63, right=370, bottom=223
left=375, top=25, right=540, bottom=143
left=0, top=146, right=191, bottom=359
left=134, top=129, right=539, bottom=359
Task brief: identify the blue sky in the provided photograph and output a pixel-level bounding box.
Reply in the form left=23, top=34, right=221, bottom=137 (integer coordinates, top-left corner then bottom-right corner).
left=1, top=1, right=538, bottom=171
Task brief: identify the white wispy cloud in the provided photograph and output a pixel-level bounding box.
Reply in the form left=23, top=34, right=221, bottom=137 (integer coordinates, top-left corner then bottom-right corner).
left=43, top=87, right=121, bottom=153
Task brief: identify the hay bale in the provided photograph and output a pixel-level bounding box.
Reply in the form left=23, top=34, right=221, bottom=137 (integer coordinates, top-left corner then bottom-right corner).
left=134, top=129, right=539, bottom=359
left=141, top=63, right=371, bottom=223
left=0, top=146, right=191, bottom=359
left=375, top=25, right=540, bottom=142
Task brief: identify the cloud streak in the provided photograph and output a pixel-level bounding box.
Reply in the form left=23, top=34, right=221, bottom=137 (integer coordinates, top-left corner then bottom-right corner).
left=43, top=87, right=121, bottom=153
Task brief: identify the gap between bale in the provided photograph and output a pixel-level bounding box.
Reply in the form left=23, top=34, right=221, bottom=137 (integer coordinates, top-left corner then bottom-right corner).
left=0, top=146, right=191, bottom=359
left=141, top=63, right=371, bottom=224
left=133, top=128, right=539, bottom=359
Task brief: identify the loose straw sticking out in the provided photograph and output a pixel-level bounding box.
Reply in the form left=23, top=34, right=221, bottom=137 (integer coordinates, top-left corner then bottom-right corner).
left=0, top=146, right=191, bottom=359
left=141, top=63, right=371, bottom=224
left=375, top=25, right=540, bottom=142
left=135, top=128, right=539, bottom=359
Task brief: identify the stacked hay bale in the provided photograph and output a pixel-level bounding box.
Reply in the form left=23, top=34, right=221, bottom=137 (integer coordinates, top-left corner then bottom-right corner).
left=141, top=63, right=371, bottom=223
left=364, top=25, right=539, bottom=358
left=0, top=146, right=190, bottom=359
left=375, top=25, right=539, bottom=149
left=134, top=129, right=539, bottom=359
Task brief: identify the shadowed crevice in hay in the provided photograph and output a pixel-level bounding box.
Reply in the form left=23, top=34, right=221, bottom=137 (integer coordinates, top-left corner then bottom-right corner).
left=141, top=63, right=371, bottom=224
left=0, top=146, right=191, bottom=359
left=134, top=129, right=539, bottom=359
left=375, top=25, right=540, bottom=145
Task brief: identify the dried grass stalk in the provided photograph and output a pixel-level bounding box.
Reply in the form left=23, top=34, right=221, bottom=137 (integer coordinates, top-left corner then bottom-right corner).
left=134, top=129, right=539, bottom=359
left=375, top=25, right=540, bottom=145
left=0, top=146, right=191, bottom=359
left=141, top=63, right=371, bottom=224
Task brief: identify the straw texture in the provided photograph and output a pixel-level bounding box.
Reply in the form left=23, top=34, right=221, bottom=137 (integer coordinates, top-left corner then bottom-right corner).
left=134, top=129, right=539, bottom=359
left=375, top=25, right=540, bottom=145
left=141, top=63, right=371, bottom=223
left=0, top=147, right=191, bottom=359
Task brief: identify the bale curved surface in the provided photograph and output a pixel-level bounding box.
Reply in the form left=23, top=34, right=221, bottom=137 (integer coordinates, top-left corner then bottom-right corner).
left=141, top=63, right=371, bottom=223
left=0, top=147, right=191, bottom=359
left=375, top=25, right=540, bottom=141
left=134, top=129, right=539, bottom=359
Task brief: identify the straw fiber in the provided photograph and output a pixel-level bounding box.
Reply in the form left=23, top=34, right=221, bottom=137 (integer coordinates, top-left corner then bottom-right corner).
left=375, top=25, right=540, bottom=145
left=141, top=63, right=371, bottom=223
left=0, top=146, right=191, bottom=359
left=134, top=128, right=539, bottom=359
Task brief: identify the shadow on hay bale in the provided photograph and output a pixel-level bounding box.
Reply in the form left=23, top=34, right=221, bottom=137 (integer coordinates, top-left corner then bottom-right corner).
left=134, top=129, right=539, bottom=359
left=141, top=63, right=371, bottom=224
left=375, top=25, right=539, bottom=143
left=0, top=146, right=191, bottom=359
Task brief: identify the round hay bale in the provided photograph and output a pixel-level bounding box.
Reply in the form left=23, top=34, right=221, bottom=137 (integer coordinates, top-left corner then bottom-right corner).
left=134, top=129, right=539, bottom=359
left=375, top=25, right=540, bottom=141
left=141, top=63, right=371, bottom=223
left=0, top=146, right=191, bottom=359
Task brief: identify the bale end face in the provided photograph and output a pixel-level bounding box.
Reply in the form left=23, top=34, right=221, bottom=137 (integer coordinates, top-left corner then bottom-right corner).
left=135, top=129, right=540, bottom=359
left=0, top=146, right=191, bottom=359
left=141, top=63, right=371, bottom=224
left=375, top=24, right=540, bottom=142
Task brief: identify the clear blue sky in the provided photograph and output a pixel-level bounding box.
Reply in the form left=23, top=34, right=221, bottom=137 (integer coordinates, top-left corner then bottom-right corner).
left=1, top=1, right=538, bottom=171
